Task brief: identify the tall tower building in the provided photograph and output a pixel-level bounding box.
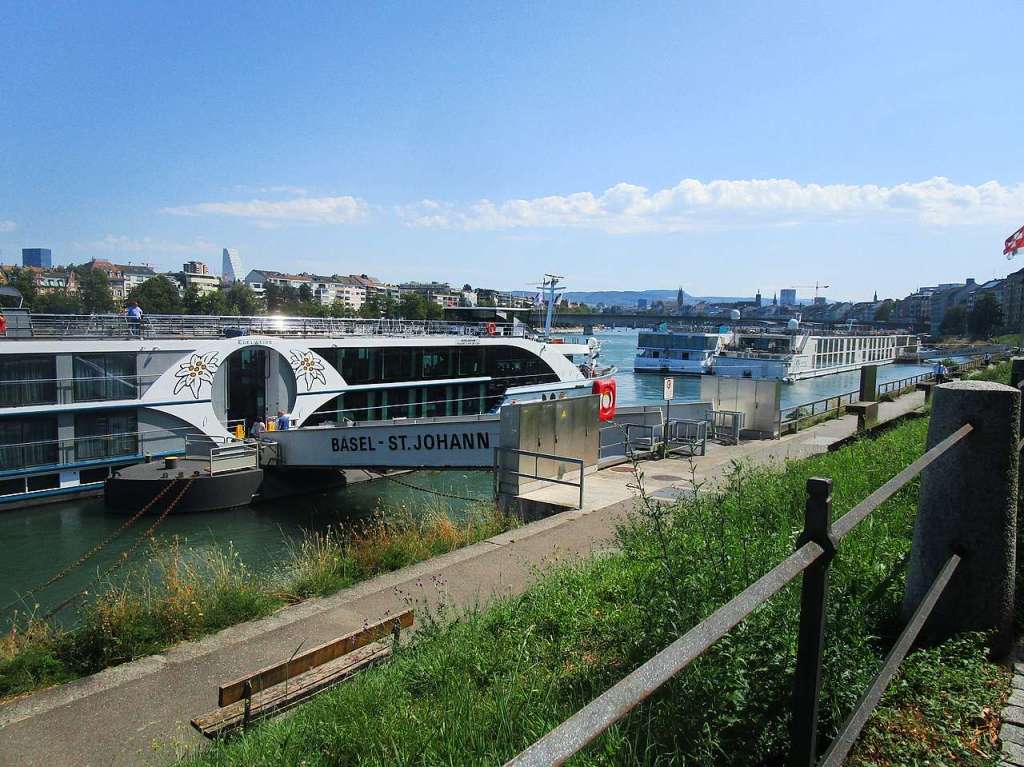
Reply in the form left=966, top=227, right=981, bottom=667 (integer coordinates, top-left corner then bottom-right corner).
left=221, top=248, right=242, bottom=284
left=22, top=248, right=52, bottom=268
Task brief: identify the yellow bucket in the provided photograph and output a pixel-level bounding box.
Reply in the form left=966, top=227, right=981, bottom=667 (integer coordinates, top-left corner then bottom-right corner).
left=267, top=420, right=277, bottom=432
left=234, top=424, right=245, bottom=439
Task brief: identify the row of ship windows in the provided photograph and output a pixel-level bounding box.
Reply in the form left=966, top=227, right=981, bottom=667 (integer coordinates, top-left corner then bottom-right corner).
left=0, top=346, right=558, bottom=407
left=0, top=411, right=138, bottom=470
left=814, top=348, right=895, bottom=367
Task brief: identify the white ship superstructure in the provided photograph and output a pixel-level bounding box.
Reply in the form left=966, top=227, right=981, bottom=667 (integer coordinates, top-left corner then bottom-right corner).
left=634, top=331, right=732, bottom=375
left=715, top=330, right=919, bottom=382
left=0, top=312, right=606, bottom=509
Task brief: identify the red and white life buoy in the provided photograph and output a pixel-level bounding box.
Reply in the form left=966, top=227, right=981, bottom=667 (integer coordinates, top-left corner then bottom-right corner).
left=592, top=378, right=617, bottom=422
left=485, top=322, right=498, bottom=336
left=0, top=314, right=7, bottom=335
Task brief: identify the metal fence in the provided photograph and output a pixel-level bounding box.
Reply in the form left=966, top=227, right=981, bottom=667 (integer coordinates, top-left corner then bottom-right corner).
left=504, top=423, right=976, bottom=767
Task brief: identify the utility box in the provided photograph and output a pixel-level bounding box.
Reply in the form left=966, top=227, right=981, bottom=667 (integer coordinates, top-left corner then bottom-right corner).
left=859, top=364, right=879, bottom=402
left=497, top=395, right=600, bottom=497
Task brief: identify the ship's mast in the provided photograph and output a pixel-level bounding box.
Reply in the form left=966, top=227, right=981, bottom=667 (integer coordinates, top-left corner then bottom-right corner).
left=536, top=274, right=566, bottom=336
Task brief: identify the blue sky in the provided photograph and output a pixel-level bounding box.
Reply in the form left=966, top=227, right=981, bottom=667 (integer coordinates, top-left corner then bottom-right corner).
left=1, top=1, right=1022, bottom=301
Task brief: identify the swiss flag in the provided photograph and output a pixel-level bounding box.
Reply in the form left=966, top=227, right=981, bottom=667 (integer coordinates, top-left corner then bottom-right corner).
left=1005, top=224, right=1024, bottom=257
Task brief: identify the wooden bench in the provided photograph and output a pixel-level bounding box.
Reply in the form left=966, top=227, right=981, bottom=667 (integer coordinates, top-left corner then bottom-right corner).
left=845, top=401, right=879, bottom=430
left=191, top=609, right=413, bottom=738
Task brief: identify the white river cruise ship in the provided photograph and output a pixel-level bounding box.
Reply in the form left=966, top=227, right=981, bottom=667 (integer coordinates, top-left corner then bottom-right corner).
left=0, top=311, right=608, bottom=509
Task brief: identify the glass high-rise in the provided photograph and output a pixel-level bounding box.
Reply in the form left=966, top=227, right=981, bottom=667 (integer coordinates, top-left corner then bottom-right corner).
left=222, top=249, right=242, bottom=284
left=22, top=248, right=52, bottom=268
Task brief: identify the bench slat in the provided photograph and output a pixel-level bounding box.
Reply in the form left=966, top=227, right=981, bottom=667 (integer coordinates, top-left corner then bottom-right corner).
left=192, top=641, right=391, bottom=737
left=218, top=609, right=413, bottom=706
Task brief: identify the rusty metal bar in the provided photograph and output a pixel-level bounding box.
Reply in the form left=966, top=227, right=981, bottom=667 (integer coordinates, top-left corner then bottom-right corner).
left=503, top=540, right=826, bottom=767
left=817, top=552, right=962, bottom=766
left=832, top=423, right=973, bottom=540
left=790, top=479, right=837, bottom=767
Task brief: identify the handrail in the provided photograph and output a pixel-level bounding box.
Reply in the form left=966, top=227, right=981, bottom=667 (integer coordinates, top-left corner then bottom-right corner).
left=493, top=447, right=586, bottom=510
left=506, top=418, right=976, bottom=767
left=831, top=423, right=972, bottom=539
left=505, top=540, right=827, bottom=767
left=818, top=553, right=961, bottom=766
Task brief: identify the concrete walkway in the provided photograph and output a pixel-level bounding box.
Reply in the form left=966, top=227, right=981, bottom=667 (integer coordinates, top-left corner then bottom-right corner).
left=0, top=393, right=927, bottom=767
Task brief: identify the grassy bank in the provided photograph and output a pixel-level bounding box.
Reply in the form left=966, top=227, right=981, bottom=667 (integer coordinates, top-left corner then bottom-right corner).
left=0, top=502, right=514, bottom=699
left=182, top=416, right=1009, bottom=766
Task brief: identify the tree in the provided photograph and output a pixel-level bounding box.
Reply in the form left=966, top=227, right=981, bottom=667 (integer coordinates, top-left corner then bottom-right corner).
left=940, top=305, right=967, bottom=337
left=128, top=276, right=183, bottom=314
left=222, top=283, right=261, bottom=315
left=3, top=267, right=39, bottom=307
left=873, top=300, right=894, bottom=322
left=182, top=285, right=204, bottom=314
left=298, top=283, right=313, bottom=303
left=399, top=292, right=429, bottom=319
left=968, top=293, right=1004, bottom=339
left=359, top=294, right=384, bottom=318
left=73, top=266, right=115, bottom=313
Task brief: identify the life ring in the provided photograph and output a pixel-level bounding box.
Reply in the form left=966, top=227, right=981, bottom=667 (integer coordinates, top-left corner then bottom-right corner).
left=592, top=378, right=617, bottom=422
left=485, top=322, right=497, bottom=336
left=0, top=314, right=6, bottom=335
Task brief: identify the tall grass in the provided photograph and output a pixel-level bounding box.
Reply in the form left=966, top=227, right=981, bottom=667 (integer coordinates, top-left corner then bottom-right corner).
left=182, top=415, right=1008, bottom=766
left=0, top=501, right=514, bottom=699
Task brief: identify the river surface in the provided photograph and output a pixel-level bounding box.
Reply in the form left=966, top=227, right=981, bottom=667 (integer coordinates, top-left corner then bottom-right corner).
left=0, top=329, right=937, bottom=621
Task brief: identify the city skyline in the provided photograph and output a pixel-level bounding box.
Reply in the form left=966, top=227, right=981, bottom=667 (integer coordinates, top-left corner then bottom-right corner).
left=2, top=2, right=1023, bottom=300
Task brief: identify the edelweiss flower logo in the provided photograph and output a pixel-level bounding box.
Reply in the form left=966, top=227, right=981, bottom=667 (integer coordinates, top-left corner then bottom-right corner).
left=172, top=352, right=219, bottom=399
left=290, top=350, right=327, bottom=390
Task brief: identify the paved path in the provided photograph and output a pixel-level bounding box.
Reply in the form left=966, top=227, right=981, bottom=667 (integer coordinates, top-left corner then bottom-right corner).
left=0, top=393, right=927, bottom=767
left=1000, top=654, right=1024, bottom=765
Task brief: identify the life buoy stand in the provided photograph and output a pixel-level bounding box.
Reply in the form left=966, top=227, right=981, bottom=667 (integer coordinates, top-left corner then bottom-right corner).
left=592, top=378, right=616, bottom=422
left=0, top=314, right=7, bottom=335
left=485, top=322, right=497, bottom=336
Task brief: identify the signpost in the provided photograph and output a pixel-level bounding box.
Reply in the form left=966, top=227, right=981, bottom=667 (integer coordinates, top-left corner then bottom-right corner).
left=662, top=377, right=674, bottom=457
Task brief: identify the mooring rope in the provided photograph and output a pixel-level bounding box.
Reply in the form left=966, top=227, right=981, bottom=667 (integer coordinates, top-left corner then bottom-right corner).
left=367, top=471, right=484, bottom=504
left=43, top=477, right=196, bottom=619
left=1, top=478, right=185, bottom=615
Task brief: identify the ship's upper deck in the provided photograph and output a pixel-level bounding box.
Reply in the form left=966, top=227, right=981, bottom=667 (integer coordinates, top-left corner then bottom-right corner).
left=3, top=312, right=535, bottom=341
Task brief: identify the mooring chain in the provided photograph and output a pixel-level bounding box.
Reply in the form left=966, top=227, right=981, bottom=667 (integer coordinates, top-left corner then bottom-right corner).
left=369, top=471, right=483, bottom=503
left=43, top=477, right=196, bottom=619
left=1, top=478, right=185, bottom=615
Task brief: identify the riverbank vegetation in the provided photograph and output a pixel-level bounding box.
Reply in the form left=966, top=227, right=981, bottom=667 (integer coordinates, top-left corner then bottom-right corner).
left=181, top=415, right=1009, bottom=766
left=0, top=503, right=513, bottom=700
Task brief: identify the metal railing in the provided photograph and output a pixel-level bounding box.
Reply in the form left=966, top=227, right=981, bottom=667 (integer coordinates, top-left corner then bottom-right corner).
left=505, top=422, right=974, bottom=767
left=492, top=447, right=585, bottom=510
left=209, top=442, right=259, bottom=475
left=16, top=313, right=532, bottom=340
left=779, top=353, right=1011, bottom=434
left=706, top=409, right=744, bottom=444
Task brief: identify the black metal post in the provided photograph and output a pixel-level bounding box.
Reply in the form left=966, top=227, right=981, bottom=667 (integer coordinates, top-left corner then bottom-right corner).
left=790, top=477, right=837, bottom=767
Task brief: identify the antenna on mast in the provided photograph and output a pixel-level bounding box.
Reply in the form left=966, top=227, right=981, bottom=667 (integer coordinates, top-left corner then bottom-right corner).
left=534, top=273, right=566, bottom=337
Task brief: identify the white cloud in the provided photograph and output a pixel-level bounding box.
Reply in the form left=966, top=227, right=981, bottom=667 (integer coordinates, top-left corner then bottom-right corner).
left=75, top=235, right=218, bottom=254
left=399, top=177, right=1024, bottom=233
left=0, top=220, right=16, bottom=233
left=162, top=196, right=369, bottom=225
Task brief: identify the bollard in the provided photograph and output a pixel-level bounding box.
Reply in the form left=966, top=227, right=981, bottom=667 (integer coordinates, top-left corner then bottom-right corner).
left=903, top=381, right=1019, bottom=657
left=859, top=364, right=878, bottom=403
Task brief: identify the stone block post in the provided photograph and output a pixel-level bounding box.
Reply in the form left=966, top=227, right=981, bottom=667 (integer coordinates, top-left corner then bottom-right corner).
left=859, top=364, right=878, bottom=402
left=903, top=380, right=1019, bottom=657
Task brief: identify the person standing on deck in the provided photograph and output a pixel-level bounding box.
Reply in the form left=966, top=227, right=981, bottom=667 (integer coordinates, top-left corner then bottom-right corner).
left=250, top=418, right=267, bottom=439
left=275, top=410, right=290, bottom=430
left=126, top=299, right=143, bottom=337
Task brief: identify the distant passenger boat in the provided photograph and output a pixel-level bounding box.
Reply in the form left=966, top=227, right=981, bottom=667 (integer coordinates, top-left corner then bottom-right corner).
left=715, top=329, right=920, bottom=382
left=634, top=331, right=733, bottom=375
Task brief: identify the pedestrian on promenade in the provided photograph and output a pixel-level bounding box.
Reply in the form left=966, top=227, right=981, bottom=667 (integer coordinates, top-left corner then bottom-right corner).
left=126, top=299, right=143, bottom=337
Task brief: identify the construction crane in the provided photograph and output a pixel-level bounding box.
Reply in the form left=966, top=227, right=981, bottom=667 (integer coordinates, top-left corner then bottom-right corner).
left=786, top=282, right=831, bottom=301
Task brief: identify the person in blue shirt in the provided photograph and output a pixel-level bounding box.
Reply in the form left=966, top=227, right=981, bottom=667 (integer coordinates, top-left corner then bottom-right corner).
left=275, top=410, right=290, bottom=430
left=126, top=299, right=143, bottom=337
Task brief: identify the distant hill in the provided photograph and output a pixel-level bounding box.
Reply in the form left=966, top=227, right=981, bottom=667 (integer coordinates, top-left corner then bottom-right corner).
left=557, top=289, right=751, bottom=307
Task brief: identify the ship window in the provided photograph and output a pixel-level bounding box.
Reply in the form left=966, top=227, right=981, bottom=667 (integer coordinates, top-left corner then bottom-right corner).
left=382, top=348, right=414, bottom=382
left=458, top=347, right=484, bottom=376
left=421, top=349, right=454, bottom=379
left=74, top=411, right=138, bottom=460
left=0, top=415, right=58, bottom=469
left=0, top=355, right=56, bottom=407
left=0, top=477, right=25, bottom=496
left=27, top=473, right=59, bottom=492
left=80, top=466, right=111, bottom=484
left=73, top=354, right=137, bottom=402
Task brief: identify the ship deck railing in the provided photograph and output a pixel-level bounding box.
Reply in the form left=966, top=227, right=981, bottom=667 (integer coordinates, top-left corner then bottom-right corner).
left=9, top=313, right=533, bottom=340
